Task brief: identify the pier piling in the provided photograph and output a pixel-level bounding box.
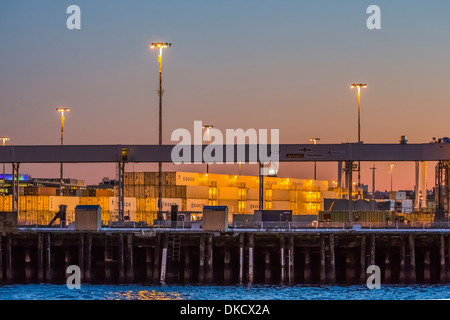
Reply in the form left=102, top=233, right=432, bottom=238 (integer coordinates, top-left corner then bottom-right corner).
left=320, top=236, right=326, bottom=283
left=329, top=234, right=336, bottom=284
left=409, top=235, right=416, bottom=282
left=304, top=247, right=311, bottom=283
left=198, top=234, right=205, bottom=283
left=264, top=250, right=271, bottom=283
left=152, top=233, right=160, bottom=283
left=6, top=233, right=12, bottom=282
left=126, top=233, right=134, bottom=283
left=288, top=235, right=294, bottom=284
left=441, top=235, right=447, bottom=283
left=205, top=234, right=213, bottom=283
left=45, top=233, right=51, bottom=282
left=0, top=230, right=449, bottom=285
left=223, top=240, right=231, bottom=283
left=359, top=235, right=366, bottom=282
left=399, top=236, right=406, bottom=283
left=248, top=233, right=254, bottom=284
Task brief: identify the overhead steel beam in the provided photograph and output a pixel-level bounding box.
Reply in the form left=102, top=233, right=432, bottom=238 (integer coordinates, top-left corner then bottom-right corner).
left=0, top=143, right=449, bottom=163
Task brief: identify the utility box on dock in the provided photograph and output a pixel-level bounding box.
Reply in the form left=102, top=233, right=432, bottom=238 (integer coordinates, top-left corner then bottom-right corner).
left=202, top=206, right=228, bottom=232
left=0, top=211, right=18, bottom=233
left=74, top=205, right=101, bottom=231
left=254, top=210, right=292, bottom=222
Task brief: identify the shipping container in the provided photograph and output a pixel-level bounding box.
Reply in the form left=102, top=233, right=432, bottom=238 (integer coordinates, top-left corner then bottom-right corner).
left=218, top=200, right=239, bottom=214
left=49, top=196, right=80, bottom=213
left=272, top=201, right=290, bottom=210
left=246, top=188, right=259, bottom=200
left=96, top=189, right=113, bottom=197
left=185, top=185, right=209, bottom=199
left=24, top=186, right=57, bottom=196
left=272, top=189, right=290, bottom=201
left=186, top=199, right=209, bottom=211
left=217, top=187, right=240, bottom=200
left=175, top=172, right=200, bottom=186
left=246, top=200, right=260, bottom=214
left=108, top=197, right=137, bottom=213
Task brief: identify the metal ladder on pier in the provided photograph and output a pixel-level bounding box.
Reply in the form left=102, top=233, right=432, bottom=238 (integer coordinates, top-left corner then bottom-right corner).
left=105, top=233, right=114, bottom=262
left=169, top=234, right=182, bottom=281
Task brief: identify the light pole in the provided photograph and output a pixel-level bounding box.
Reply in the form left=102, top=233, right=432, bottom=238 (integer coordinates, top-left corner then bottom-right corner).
left=57, top=108, right=69, bottom=196
left=0, top=137, right=10, bottom=195
left=150, top=42, right=171, bottom=217
left=310, top=138, right=320, bottom=180
left=350, top=83, right=367, bottom=189
left=389, top=163, right=395, bottom=193
left=203, top=125, right=213, bottom=174
left=370, top=164, right=377, bottom=195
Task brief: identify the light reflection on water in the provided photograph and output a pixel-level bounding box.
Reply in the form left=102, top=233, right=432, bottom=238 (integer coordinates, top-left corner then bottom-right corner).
left=0, top=284, right=449, bottom=300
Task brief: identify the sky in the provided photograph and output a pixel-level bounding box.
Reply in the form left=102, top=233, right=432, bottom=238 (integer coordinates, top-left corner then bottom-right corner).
left=1, top=0, right=450, bottom=190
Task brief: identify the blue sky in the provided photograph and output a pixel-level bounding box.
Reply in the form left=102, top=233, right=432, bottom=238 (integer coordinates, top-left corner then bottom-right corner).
left=1, top=0, right=450, bottom=188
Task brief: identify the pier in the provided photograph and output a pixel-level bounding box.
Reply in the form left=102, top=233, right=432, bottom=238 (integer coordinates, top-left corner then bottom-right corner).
left=1, top=229, right=449, bottom=285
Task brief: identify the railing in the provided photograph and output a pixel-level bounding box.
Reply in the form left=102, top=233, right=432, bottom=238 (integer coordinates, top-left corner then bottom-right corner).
left=15, top=211, right=450, bottom=230
left=230, top=220, right=450, bottom=230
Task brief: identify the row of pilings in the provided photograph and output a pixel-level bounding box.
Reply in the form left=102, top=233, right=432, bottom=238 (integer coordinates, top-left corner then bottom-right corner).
left=0, top=230, right=449, bottom=284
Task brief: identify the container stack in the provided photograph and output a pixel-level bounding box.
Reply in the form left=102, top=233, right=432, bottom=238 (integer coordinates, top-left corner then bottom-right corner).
left=0, top=171, right=331, bottom=226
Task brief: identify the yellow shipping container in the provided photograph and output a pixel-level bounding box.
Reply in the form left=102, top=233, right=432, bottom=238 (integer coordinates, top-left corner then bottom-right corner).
left=97, top=196, right=109, bottom=212
left=185, top=185, right=209, bottom=199
left=0, top=196, right=12, bottom=211
left=217, top=187, right=240, bottom=200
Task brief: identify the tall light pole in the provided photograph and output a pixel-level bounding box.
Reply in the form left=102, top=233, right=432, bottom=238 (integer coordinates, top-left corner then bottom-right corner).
left=57, top=108, right=69, bottom=196
left=202, top=125, right=213, bottom=174
left=370, top=164, right=377, bottom=195
left=389, top=163, right=395, bottom=193
left=0, top=137, right=10, bottom=196
left=150, top=42, right=171, bottom=217
left=351, top=83, right=367, bottom=189
left=310, top=138, right=320, bottom=180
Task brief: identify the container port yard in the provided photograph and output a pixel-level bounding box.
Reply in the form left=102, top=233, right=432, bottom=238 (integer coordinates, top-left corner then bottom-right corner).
left=0, top=143, right=450, bottom=286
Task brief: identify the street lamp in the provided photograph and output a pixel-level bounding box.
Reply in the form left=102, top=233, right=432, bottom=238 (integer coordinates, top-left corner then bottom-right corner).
left=389, top=163, right=395, bottom=193
left=203, top=125, right=213, bottom=174
left=0, top=137, right=10, bottom=196
left=310, top=138, right=320, bottom=180
left=150, top=42, right=171, bottom=217
left=351, top=83, right=367, bottom=188
left=57, top=108, right=69, bottom=196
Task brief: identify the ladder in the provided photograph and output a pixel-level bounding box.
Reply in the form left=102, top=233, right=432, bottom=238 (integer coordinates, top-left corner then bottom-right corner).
left=105, top=233, right=113, bottom=262
left=169, top=234, right=181, bottom=281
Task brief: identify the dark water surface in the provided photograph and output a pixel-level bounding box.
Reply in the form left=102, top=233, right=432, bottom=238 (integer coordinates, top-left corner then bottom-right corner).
left=0, top=284, right=449, bottom=300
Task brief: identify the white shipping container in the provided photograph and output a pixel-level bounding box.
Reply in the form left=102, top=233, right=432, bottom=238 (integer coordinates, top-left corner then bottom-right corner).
left=186, top=185, right=209, bottom=199
left=176, top=172, right=200, bottom=186
left=272, top=190, right=290, bottom=201
left=217, top=187, right=240, bottom=200
left=272, top=201, right=290, bottom=210
left=109, top=197, right=137, bottom=213
left=160, top=198, right=182, bottom=211
left=186, top=199, right=209, bottom=211
left=49, top=196, right=80, bottom=213
left=246, top=200, right=260, bottom=213
left=246, top=188, right=259, bottom=200
left=218, top=200, right=239, bottom=213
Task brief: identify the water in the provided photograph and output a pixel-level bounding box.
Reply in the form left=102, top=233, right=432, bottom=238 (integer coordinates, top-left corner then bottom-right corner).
left=0, top=284, right=449, bottom=300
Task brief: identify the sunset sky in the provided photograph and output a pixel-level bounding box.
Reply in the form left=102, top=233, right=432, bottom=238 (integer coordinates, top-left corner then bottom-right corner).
left=1, top=0, right=450, bottom=190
